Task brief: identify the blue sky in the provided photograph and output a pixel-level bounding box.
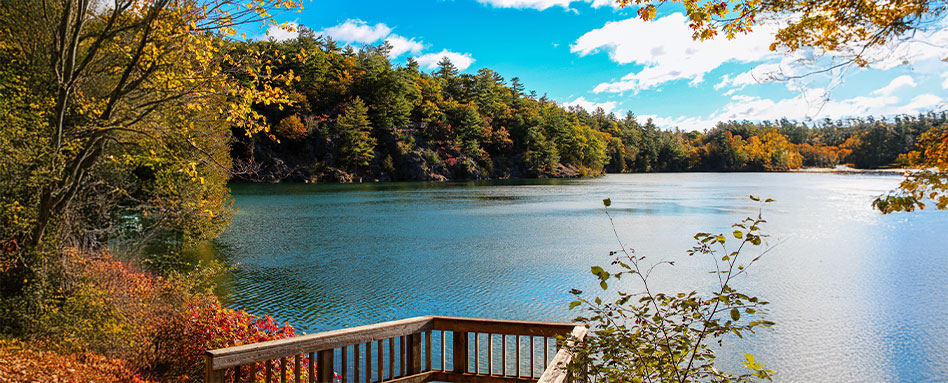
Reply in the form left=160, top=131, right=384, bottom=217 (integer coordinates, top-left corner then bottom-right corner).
left=262, top=0, right=948, bottom=130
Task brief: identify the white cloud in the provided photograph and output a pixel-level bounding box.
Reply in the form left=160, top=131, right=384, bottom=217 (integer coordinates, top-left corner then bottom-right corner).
left=317, top=20, right=433, bottom=58
left=477, top=0, right=618, bottom=11
left=715, top=62, right=784, bottom=91
left=386, top=35, right=425, bottom=57
left=266, top=22, right=299, bottom=41
left=897, top=94, right=944, bottom=114
left=319, top=19, right=392, bottom=44
left=647, top=90, right=944, bottom=131
left=563, top=97, right=618, bottom=113
left=872, top=75, right=916, bottom=95
left=572, top=13, right=778, bottom=93
left=414, top=50, right=476, bottom=71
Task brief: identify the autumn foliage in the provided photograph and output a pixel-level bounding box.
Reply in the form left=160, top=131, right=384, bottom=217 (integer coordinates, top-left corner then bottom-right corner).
left=0, top=250, right=298, bottom=382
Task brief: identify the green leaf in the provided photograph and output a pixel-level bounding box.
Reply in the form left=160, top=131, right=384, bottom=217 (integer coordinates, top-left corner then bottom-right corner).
left=730, top=307, right=741, bottom=321
left=733, top=230, right=743, bottom=239
left=600, top=280, right=608, bottom=290
left=569, top=301, right=581, bottom=310
left=602, top=198, right=611, bottom=207
left=750, top=195, right=760, bottom=202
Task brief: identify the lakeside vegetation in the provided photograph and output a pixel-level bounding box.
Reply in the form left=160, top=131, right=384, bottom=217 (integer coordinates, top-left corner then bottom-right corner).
left=235, top=30, right=948, bottom=182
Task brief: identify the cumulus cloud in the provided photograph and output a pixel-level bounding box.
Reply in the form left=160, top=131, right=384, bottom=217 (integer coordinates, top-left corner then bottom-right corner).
left=387, top=35, right=425, bottom=57
left=563, top=97, right=618, bottom=113
left=319, top=19, right=392, bottom=43
left=414, top=50, right=476, bottom=71
left=872, top=75, right=917, bottom=95
left=477, top=0, right=619, bottom=11
left=572, top=13, right=778, bottom=93
left=266, top=22, right=299, bottom=41
left=316, top=19, right=433, bottom=58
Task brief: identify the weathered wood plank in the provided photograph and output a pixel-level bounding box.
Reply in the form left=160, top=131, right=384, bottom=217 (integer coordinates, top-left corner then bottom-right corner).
left=208, top=316, right=434, bottom=369
left=432, top=317, right=575, bottom=338
left=536, top=326, right=587, bottom=383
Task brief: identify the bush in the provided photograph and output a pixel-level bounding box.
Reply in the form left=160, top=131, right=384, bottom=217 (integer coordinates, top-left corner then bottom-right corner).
left=154, top=297, right=299, bottom=381
left=566, top=197, right=776, bottom=383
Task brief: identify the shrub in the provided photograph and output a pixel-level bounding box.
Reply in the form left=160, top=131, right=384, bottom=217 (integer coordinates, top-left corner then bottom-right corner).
left=566, top=197, right=776, bottom=383
left=154, top=297, right=300, bottom=381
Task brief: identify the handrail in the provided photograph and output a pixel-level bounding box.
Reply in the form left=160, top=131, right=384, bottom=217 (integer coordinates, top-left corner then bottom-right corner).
left=204, top=315, right=583, bottom=383
left=207, top=316, right=434, bottom=370
left=535, top=325, right=587, bottom=383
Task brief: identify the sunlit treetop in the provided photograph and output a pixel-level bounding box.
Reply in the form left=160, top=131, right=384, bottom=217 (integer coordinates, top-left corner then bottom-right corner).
left=616, top=0, right=947, bottom=66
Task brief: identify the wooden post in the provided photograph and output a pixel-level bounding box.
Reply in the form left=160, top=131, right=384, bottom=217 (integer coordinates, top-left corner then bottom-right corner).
left=453, top=331, right=468, bottom=374
left=317, top=350, right=334, bottom=383
left=407, top=333, right=422, bottom=374
left=205, top=354, right=224, bottom=383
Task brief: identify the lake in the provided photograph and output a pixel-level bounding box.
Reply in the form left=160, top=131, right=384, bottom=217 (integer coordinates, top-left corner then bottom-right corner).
left=214, top=173, right=948, bottom=383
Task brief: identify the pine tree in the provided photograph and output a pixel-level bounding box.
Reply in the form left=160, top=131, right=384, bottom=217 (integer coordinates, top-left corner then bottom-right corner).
left=335, top=97, right=377, bottom=172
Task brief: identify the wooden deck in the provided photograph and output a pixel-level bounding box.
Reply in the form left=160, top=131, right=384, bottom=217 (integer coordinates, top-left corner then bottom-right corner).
left=205, top=316, right=587, bottom=383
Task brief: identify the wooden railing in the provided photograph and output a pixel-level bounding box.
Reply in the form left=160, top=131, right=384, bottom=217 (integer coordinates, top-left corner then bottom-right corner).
left=205, top=315, right=587, bottom=383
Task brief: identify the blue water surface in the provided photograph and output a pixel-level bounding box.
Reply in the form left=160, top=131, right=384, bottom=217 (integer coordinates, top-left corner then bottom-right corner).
left=214, top=173, right=948, bottom=383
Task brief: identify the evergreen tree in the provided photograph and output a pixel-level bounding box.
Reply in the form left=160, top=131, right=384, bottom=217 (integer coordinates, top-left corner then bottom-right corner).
left=336, top=97, right=377, bottom=172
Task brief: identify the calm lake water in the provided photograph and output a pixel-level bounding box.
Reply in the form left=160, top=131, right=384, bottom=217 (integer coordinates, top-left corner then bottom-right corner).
left=215, top=173, right=948, bottom=383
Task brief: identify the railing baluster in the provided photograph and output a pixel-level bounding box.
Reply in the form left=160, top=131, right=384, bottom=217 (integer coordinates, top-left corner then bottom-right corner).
left=308, top=352, right=316, bottom=383
left=281, top=357, right=288, bottom=383
left=388, top=338, right=395, bottom=379
left=452, top=331, right=468, bottom=374
left=251, top=362, right=258, bottom=383
left=400, top=336, right=407, bottom=377
left=366, top=342, right=373, bottom=383
left=266, top=360, right=273, bottom=383
left=342, top=346, right=349, bottom=383
left=376, top=340, right=383, bottom=382
left=501, top=334, right=507, bottom=376
left=408, top=333, right=421, bottom=375
left=317, top=350, right=333, bottom=383
left=424, top=330, right=432, bottom=372
left=293, top=354, right=300, bottom=383
left=530, top=336, right=535, bottom=377
left=441, top=331, right=446, bottom=372
left=515, top=336, right=520, bottom=378
left=545, top=337, right=550, bottom=369
left=487, top=333, right=493, bottom=376
left=354, top=344, right=360, bottom=383
left=474, top=332, right=479, bottom=375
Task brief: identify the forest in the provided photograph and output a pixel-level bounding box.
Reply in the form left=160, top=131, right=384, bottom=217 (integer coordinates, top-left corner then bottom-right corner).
left=234, top=27, right=948, bottom=183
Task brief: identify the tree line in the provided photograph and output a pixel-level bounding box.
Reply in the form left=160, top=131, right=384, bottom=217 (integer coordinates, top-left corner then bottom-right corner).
left=236, top=28, right=948, bottom=183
